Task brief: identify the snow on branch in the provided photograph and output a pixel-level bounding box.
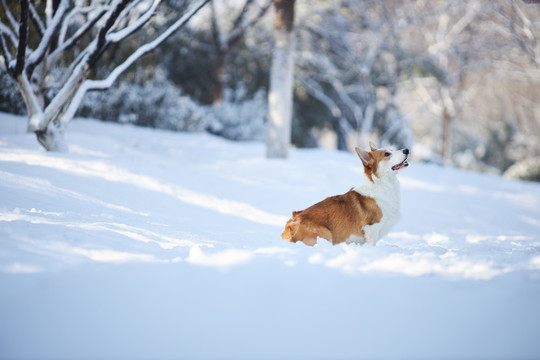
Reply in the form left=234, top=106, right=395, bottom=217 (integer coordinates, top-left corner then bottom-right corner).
left=28, top=2, right=45, bottom=37
left=0, top=0, right=18, bottom=32
left=0, top=23, right=17, bottom=68
left=0, top=22, right=17, bottom=49
left=0, top=33, right=13, bottom=71
left=88, top=0, right=132, bottom=68
left=56, top=6, right=107, bottom=54
left=87, top=0, right=209, bottom=91
left=26, top=0, right=69, bottom=76
left=107, top=0, right=162, bottom=44
left=62, top=0, right=210, bottom=126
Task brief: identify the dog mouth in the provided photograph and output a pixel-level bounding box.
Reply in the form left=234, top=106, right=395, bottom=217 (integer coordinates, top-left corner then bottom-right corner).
left=392, top=156, right=409, bottom=171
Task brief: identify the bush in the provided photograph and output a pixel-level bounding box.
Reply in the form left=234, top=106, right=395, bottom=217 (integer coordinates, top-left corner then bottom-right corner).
left=205, top=87, right=266, bottom=141
left=0, top=69, right=26, bottom=115
left=77, top=77, right=206, bottom=132
left=77, top=78, right=267, bottom=142
left=504, top=158, right=540, bottom=182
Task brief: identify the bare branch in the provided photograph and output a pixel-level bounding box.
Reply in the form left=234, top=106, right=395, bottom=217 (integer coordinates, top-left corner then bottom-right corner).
left=232, top=0, right=256, bottom=30
left=224, top=0, right=271, bottom=47
left=299, top=77, right=342, bottom=118
left=210, top=0, right=220, bottom=46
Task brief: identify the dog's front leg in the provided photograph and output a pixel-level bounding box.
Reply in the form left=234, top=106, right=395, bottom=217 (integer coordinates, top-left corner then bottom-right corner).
left=300, top=236, right=318, bottom=246
left=363, top=223, right=382, bottom=245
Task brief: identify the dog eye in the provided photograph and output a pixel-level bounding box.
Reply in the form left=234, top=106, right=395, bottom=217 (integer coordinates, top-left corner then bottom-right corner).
left=384, top=152, right=391, bottom=157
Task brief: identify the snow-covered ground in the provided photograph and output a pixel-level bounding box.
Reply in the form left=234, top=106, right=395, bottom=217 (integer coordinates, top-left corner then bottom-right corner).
left=1, top=112, right=540, bottom=360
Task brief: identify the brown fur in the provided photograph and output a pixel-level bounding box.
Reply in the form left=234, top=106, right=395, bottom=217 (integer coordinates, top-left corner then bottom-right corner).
left=281, top=189, right=383, bottom=246
left=357, top=144, right=392, bottom=183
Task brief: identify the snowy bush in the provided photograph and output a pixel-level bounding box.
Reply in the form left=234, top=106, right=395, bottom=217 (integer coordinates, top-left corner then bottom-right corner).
left=504, top=158, right=540, bottom=182
left=77, top=79, right=268, bottom=142
left=377, top=106, right=414, bottom=150
left=206, top=87, right=266, bottom=141
left=78, top=78, right=206, bottom=132
left=0, top=69, right=26, bottom=115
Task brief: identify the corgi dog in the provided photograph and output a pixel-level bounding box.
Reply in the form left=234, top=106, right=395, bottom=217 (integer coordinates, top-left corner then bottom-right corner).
left=282, top=143, right=409, bottom=246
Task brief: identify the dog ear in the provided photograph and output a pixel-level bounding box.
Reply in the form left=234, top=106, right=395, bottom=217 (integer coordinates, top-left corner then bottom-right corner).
left=369, top=142, right=378, bottom=152
left=355, top=147, right=371, bottom=167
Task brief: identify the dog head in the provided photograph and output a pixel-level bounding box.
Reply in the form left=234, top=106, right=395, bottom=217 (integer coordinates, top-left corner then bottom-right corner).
left=355, top=143, right=409, bottom=182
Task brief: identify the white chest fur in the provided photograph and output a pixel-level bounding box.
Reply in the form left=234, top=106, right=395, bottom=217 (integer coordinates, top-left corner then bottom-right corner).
left=350, top=174, right=402, bottom=245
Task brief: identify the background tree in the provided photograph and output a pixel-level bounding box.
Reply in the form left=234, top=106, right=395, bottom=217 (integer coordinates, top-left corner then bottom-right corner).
left=210, top=0, right=271, bottom=104
left=266, top=0, right=295, bottom=158
left=294, top=0, right=413, bottom=152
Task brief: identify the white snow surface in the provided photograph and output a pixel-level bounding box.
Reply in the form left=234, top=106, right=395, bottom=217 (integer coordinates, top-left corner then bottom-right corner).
left=1, top=112, right=540, bottom=359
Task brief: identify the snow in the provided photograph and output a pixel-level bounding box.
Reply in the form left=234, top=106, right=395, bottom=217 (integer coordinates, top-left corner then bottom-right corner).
left=1, top=112, right=540, bottom=359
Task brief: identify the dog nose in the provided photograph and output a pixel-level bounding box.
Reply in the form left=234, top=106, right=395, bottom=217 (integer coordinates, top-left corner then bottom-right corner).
left=403, top=149, right=409, bottom=155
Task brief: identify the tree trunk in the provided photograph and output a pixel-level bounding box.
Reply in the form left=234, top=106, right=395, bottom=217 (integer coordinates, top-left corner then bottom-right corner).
left=442, top=106, right=452, bottom=162
left=16, top=74, right=41, bottom=120
left=213, top=46, right=231, bottom=105
left=36, top=121, right=67, bottom=151
left=266, top=0, right=295, bottom=159
left=440, top=87, right=454, bottom=163
left=26, top=59, right=89, bottom=151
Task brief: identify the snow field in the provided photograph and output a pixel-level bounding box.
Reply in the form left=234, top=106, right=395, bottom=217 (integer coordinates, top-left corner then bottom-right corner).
left=1, top=112, right=540, bottom=359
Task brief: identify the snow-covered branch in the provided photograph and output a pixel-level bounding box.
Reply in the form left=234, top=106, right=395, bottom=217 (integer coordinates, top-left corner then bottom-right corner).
left=63, top=0, right=210, bottom=128
left=28, top=2, right=45, bottom=37
left=57, top=6, right=107, bottom=52
left=0, top=33, right=12, bottom=69
left=88, top=0, right=132, bottom=67
left=88, top=0, right=208, bottom=92
left=0, top=0, right=18, bottom=32
left=107, top=0, right=161, bottom=43
left=25, top=0, right=69, bottom=76
left=0, top=22, right=17, bottom=48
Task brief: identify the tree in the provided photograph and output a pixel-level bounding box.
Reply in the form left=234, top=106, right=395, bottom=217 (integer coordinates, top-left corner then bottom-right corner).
left=0, top=0, right=209, bottom=151
left=383, top=0, right=540, bottom=171
left=420, top=1, right=483, bottom=163
left=294, top=0, right=414, bottom=151
left=266, top=0, right=295, bottom=159
left=209, top=0, right=271, bottom=104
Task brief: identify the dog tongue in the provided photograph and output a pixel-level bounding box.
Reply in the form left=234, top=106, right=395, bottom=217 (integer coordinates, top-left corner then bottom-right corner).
left=392, top=161, right=408, bottom=171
